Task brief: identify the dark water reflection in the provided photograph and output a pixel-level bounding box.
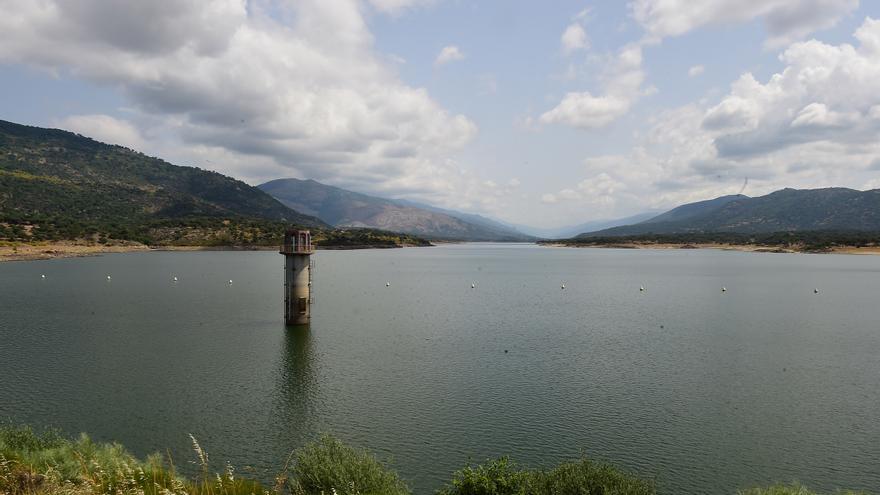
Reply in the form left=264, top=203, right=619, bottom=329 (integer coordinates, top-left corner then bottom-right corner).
left=1, top=245, right=879, bottom=494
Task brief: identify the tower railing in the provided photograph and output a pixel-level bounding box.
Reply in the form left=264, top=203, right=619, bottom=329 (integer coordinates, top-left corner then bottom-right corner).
left=280, top=230, right=315, bottom=254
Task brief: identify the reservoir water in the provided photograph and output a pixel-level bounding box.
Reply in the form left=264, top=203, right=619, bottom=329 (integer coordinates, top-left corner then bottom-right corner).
left=1, top=244, right=879, bottom=494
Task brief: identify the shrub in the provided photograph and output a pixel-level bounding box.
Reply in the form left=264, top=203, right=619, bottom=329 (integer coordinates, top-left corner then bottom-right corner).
left=288, top=435, right=410, bottom=495
left=437, top=456, right=655, bottom=495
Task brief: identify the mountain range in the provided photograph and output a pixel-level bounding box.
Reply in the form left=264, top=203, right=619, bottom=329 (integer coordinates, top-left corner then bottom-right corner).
left=578, top=188, right=880, bottom=238
left=259, top=178, right=533, bottom=241
left=0, top=119, right=428, bottom=247
left=5, top=118, right=880, bottom=248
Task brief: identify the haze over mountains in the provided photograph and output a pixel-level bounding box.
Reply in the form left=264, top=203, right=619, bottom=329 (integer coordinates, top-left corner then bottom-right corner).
left=516, top=212, right=661, bottom=239
left=579, top=188, right=880, bottom=238
left=259, top=178, right=533, bottom=241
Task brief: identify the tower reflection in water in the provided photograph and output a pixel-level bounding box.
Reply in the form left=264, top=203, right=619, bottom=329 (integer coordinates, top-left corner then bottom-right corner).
left=275, top=325, right=320, bottom=452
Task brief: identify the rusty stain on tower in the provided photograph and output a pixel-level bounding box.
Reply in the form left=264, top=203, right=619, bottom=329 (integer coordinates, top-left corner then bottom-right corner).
left=280, top=229, right=314, bottom=325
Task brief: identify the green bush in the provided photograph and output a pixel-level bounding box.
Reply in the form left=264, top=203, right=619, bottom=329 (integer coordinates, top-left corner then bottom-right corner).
left=0, top=424, right=871, bottom=495
left=437, top=456, right=655, bottom=495
left=289, top=435, right=410, bottom=495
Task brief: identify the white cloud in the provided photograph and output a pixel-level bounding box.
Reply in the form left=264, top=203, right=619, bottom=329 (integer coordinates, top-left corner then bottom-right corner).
left=562, top=17, right=880, bottom=215
left=540, top=93, right=631, bottom=129
left=629, top=0, right=860, bottom=48
left=539, top=171, right=633, bottom=220
left=561, top=23, right=589, bottom=55
left=366, top=0, right=434, bottom=15
left=0, top=0, right=493, bottom=210
left=434, top=45, right=465, bottom=66
left=688, top=64, right=705, bottom=77
left=541, top=193, right=558, bottom=204
left=53, top=114, right=146, bottom=150
left=540, top=43, right=647, bottom=129
left=541, top=0, right=859, bottom=133
left=706, top=18, right=880, bottom=158
left=537, top=15, right=880, bottom=223
left=790, top=103, right=859, bottom=128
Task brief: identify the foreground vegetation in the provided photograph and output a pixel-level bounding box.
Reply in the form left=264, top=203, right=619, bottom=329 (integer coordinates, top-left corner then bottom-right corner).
left=0, top=425, right=869, bottom=495
left=546, top=231, right=880, bottom=253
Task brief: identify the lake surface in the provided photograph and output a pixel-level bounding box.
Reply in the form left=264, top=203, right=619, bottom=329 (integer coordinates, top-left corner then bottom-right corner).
left=1, top=244, right=879, bottom=494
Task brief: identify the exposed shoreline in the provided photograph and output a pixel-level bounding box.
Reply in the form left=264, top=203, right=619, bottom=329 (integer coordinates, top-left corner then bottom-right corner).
left=541, top=241, right=880, bottom=255
left=0, top=241, right=426, bottom=262
left=5, top=240, right=880, bottom=262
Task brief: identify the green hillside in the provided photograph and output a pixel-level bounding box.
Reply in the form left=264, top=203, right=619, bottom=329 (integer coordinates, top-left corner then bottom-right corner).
left=0, top=119, right=428, bottom=248
left=580, top=188, right=880, bottom=237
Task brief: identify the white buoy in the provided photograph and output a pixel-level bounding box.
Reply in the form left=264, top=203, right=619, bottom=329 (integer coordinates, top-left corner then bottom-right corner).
left=173, top=276, right=178, bottom=282
left=386, top=282, right=390, bottom=287
left=561, top=283, right=566, bottom=290
left=228, top=279, right=233, bottom=285
left=106, top=275, right=111, bottom=281
left=41, top=274, right=46, bottom=279
left=639, top=286, right=645, bottom=292
left=721, top=287, right=727, bottom=292
left=471, top=282, right=475, bottom=289
left=814, top=288, right=819, bottom=294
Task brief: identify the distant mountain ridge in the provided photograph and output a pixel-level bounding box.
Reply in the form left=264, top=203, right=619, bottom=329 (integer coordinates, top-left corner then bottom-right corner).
left=259, top=178, right=534, bottom=241
left=391, top=198, right=533, bottom=240
left=579, top=188, right=880, bottom=237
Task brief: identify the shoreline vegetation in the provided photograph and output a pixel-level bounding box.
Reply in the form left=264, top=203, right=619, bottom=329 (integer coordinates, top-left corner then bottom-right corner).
left=0, top=228, right=433, bottom=262
left=0, top=425, right=867, bottom=495
left=540, top=231, right=880, bottom=255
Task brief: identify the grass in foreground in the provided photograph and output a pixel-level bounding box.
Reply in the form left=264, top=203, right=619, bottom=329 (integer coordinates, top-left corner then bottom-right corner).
left=0, top=425, right=871, bottom=495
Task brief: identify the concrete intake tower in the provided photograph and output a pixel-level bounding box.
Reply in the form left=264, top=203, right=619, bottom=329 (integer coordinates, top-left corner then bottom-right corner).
left=280, top=229, right=314, bottom=325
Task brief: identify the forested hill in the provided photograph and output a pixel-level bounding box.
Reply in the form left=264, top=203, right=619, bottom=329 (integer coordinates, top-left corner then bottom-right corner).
left=579, top=188, right=880, bottom=237
left=0, top=119, right=332, bottom=245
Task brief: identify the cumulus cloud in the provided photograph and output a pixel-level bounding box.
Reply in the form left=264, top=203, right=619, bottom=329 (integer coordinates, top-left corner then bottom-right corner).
left=540, top=93, right=631, bottom=129
left=435, top=45, right=465, bottom=66
left=540, top=43, right=647, bottom=128
left=629, top=0, right=860, bottom=48
left=0, top=0, right=492, bottom=209
left=706, top=18, right=880, bottom=159
left=539, top=171, right=634, bottom=220
left=541, top=0, right=858, bottom=133
left=542, top=17, right=880, bottom=220
left=543, top=1, right=858, bottom=132
left=561, top=24, right=589, bottom=54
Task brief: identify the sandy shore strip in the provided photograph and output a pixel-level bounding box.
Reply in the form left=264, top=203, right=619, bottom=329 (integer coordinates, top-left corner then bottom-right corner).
left=0, top=242, right=152, bottom=262
left=540, top=242, right=880, bottom=255
left=0, top=242, right=281, bottom=262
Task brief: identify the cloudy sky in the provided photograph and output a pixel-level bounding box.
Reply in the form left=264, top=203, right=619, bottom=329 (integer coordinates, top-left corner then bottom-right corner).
left=1, top=0, right=879, bottom=228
